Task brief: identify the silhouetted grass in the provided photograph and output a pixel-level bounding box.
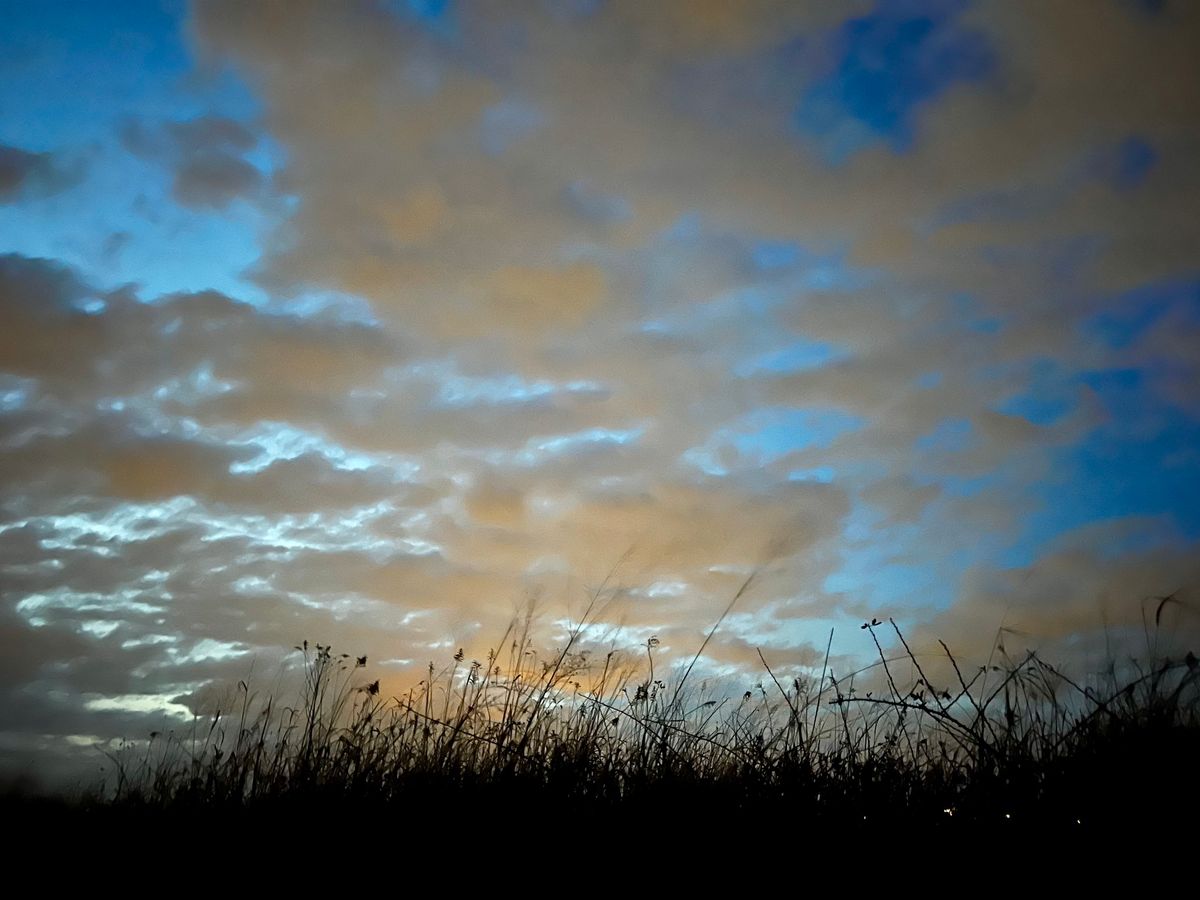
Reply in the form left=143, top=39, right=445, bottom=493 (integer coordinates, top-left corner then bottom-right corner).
left=75, top=598, right=1199, bottom=840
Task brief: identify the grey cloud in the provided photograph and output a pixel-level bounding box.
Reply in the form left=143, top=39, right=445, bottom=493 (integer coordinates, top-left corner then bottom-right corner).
left=173, top=153, right=264, bottom=209
left=120, top=113, right=265, bottom=210
left=165, top=115, right=257, bottom=154
left=0, top=256, right=400, bottom=403
left=0, top=144, right=84, bottom=203
left=912, top=518, right=1200, bottom=666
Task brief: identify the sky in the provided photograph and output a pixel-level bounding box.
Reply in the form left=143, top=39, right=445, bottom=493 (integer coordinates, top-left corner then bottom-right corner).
left=2, top=0, right=1199, bottom=785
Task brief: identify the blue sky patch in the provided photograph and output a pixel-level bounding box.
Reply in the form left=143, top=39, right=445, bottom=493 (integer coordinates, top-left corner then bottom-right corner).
left=796, top=0, right=993, bottom=159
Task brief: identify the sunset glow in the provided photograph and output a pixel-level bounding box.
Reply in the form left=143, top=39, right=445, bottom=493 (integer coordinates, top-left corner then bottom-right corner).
left=2, top=0, right=1198, bottom=792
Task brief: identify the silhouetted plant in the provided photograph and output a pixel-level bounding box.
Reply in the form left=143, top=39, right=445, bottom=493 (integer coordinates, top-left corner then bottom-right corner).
left=92, top=591, right=1200, bottom=831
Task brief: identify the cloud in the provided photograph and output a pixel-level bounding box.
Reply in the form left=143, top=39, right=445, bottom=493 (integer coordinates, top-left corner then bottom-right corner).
left=172, top=154, right=263, bottom=209
left=120, top=114, right=266, bottom=210
left=0, top=144, right=83, bottom=203
left=0, top=254, right=397, bottom=400
left=0, top=249, right=850, bottom=745
left=911, top=517, right=1200, bottom=666
left=2, top=1, right=1200, bottom=783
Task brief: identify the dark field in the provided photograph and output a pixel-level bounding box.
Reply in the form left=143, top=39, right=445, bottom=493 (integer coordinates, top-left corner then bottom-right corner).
left=8, top=606, right=1198, bottom=854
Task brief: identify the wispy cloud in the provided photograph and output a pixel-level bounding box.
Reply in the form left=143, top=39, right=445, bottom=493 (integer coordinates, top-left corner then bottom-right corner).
left=1, top=0, right=1198, bottom=784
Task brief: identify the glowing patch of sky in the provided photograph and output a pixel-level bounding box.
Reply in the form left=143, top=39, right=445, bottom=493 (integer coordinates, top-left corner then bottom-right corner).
left=412, top=360, right=609, bottom=409
left=509, top=426, right=644, bottom=467
left=228, top=422, right=408, bottom=475
left=168, top=638, right=250, bottom=665
left=83, top=693, right=193, bottom=720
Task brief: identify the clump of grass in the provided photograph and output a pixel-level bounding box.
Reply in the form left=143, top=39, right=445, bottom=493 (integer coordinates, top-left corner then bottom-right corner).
left=92, top=594, right=1200, bottom=832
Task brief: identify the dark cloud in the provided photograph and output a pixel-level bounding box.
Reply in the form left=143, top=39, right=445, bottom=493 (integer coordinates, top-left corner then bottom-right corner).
left=120, top=114, right=265, bottom=209
left=173, top=153, right=264, bottom=209
left=0, top=144, right=83, bottom=203
left=164, top=115, right=257, bottom=154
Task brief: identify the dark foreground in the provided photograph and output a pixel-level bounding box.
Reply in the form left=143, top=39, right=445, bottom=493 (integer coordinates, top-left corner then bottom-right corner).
left=8, top=627, right=1200, bottom=867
